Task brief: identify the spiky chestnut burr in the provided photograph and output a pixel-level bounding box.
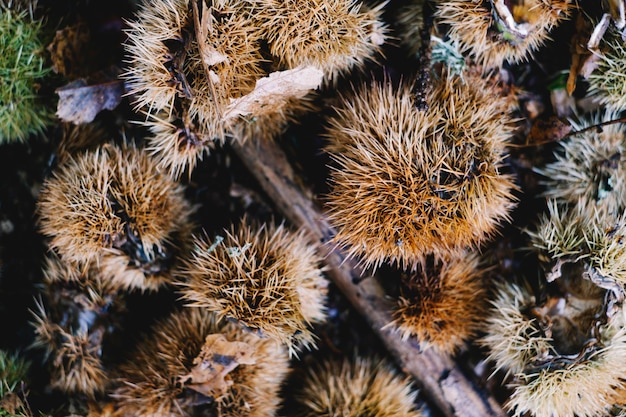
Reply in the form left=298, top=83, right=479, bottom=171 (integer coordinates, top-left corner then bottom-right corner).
left=482, top=279, right=626, bottom=417
left=178, top=220, right=328, bottom=355
left=145, top=95, right=316, bottom=179
left=537, top=112, right=626, bottom=214
left=0, top=2, right=51, bottom=143
left=111, top=307, right=289, bottom=417
left=435, top=0, right=573, bottom=70
left=395, top=0, right=425, bottom=57
left=294, top=356, right=423, bottom=417
left=123, top=0, right=265, bottom=122
left=588, top=33, right=626, bottom=112
left=253, top=0, right=387, bottom=83
left=32, top=255, right=125, bottom=396
left=325, top=71, right=517, bottom=270
left=528, top=200, right=626, bottom=288
left=387, top=252, right=488, bottom=354
left=37, top=144, right=194, bottom=291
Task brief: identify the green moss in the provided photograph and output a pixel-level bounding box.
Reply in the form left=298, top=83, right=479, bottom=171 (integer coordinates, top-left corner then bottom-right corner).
left=0, top=5, right=51, bottom=144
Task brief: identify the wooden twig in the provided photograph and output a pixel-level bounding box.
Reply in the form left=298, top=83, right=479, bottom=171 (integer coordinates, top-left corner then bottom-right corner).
left=191, top=0, right=223, bottom=123
left=231, top=138, right=507, bottom=417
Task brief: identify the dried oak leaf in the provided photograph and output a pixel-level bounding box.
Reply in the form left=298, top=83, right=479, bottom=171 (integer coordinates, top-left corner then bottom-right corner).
left=56, top=68, right=124, bottom=124
left=178, top=334, right=256, bottom=400
left=526, top=116, right=572, bottom=146
left=567, top=13, right=610, bottom=95
left=223, top=66, right=323, bottom=122
left=0, top=392, right=24, bottom=415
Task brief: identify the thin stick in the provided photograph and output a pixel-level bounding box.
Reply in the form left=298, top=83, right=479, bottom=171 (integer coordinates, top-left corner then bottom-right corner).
left=191, top=0, right=222, bottom=122
left=231, top=138, right=507, bottom=417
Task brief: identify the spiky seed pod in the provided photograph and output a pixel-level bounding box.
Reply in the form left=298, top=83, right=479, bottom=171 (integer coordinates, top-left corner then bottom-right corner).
left=588, top=33, right=626, bottom=112
left=480, top=281, right=553, bottom=377
left=294, top=356, right=423, bottom=417
left=435, top=0, right=572, bottom=70
left=537, top=112, right=626, bottom=215
left=37, top=144, right=194, bottom=291
left=112, top=308, right=289, bottom=417
left=54, top=123, right=110, bottom=166
left=395, top=0, right=425, bottom=57
left=32, top=255, right=125, bottom=396
left=482, top=279, right=626, bottom=417
left=123, top=0, right=265, bottom=123
left=146, top=95, right=316, bottom=179
left=178, top=220, right=327, bottom=355
left=528, top=200, right=626, bottom=288
left=388, top=252, right=488, bottom=354
left=0, top=3, right=51, bottom=143
left=143, top=110, right=215, bottom=179
left=254, top=0, right=387, bottom=82
left=325, top=71, right=517, bottom=270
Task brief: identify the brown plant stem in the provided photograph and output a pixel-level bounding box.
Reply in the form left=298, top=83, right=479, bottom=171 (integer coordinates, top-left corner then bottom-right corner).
left=230, top=138, right=507, bottom=417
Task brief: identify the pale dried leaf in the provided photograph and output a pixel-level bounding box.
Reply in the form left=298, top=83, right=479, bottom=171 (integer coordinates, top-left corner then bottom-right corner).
left=223, top=66, right=323, bottom=121
left=178, top=334, right=256, bottom=400
left=204, top=49, right=228, bottom=66
left=56, top=76, right=124, bottom=125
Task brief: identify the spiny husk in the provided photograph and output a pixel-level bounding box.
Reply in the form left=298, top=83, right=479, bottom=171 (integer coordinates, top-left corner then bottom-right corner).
left=111, top=307, right=290, bottom=417
left=178, top=220, right=328, bottom=356
left=123, top=0, right=264, bottom=118
left=325, top=70, right=517, bottom=270
left=528, top=200, right=626, bottom=288
left=32, top=255, right=125, bottom=396
left=37, top=144, right=194, bottom=291
left=295, top=355, right=423, bottom=417
left=588, top=32, right=626, bottom=112
left=395, top=0, right=425, bottom=57
left=435, top=0, right=573, bottom=70
left=388, top=251, right=489, bottom=354
left=482, top=279, right=626, bottom=417
left=537, top=112, right=626, bottom=215
left=253, top=0, right=387, bottom=83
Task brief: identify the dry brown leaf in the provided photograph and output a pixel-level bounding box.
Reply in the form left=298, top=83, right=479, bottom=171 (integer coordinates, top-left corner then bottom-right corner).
left=56, top=68, right=124, bottom=124
left=0, top=392, right=24, bottom=415
left=178, top=334, right=256, bottom=400
left=567, top=13, right=611, bottom=95
left=525, top=116, right=572, bottom=146
left=223, top=66, right=323, bottom=122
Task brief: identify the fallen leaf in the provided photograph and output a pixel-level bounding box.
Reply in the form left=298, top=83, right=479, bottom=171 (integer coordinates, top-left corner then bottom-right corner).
left=223, top=66, right=323, bottom=122
left=203, top=49, right=228, bottom=66
left=178, top=334, right=256, bottom=400
left=567, top=13, right=611, bottom=95
left=525, top=116, right=572, bottom=146
left=56, top=68, right=124, bottom=124
left=0, top=392, right=24, bottom=415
